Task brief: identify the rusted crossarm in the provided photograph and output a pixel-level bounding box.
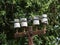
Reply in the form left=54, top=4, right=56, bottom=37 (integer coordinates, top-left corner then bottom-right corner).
left=14, top=30, right=46, bottom=38
left=32, top=30, right=46, bottom=35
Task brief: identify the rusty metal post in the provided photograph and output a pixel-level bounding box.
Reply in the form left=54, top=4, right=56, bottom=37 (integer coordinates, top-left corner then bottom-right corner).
left=28, top=35, right=34, bottom=45
left=43, top=25, right=47, bottom=34
left=14, top=28, right=19, bottom=38
left=28, top=26, right=34, bottom=45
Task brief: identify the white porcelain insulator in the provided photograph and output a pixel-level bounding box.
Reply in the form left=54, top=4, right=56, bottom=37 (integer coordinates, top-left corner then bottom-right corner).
left=21, top=22, right=28, bottom=27
left=42, top=14, right=47, bottom=18
left=41, top=18, right=48, bottom=24
left=33, top=20, right=40, bottom=25
left=14, top=23, right=20, bottom=28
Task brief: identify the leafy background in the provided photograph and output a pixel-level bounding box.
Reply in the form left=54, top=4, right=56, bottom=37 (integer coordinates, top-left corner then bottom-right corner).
left=0, top=0, right=60, bottom=45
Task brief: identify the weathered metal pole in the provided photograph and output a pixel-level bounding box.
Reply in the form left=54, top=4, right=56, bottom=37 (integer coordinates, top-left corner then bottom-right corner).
left=28, top=26, right=34, bottom=45
left=28, top=35, right=34, bottom=45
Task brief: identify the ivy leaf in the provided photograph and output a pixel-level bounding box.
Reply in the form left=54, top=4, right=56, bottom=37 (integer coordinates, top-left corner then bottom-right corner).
left=0, top=11, right=6, bottom=16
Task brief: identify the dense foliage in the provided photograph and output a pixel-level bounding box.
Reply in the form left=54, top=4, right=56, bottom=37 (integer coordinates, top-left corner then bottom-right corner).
left=0, top=0, right=60, bottom=45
